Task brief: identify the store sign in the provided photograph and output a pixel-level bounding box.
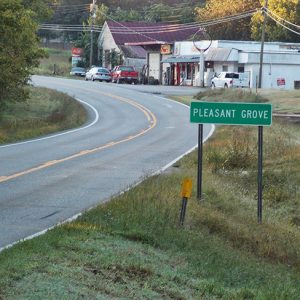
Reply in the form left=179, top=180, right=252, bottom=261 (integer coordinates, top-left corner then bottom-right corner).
left=72, top=47, right=84, bottom=56
left=277, top=78, right=285, bottom=86
left=71, top=48, right=84, bottom=66
left=71, top=56, right=83, bottom=66
left=161, top=44, right=171, bottom=55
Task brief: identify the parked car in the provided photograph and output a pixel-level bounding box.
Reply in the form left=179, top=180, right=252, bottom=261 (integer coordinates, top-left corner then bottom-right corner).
left=111, top=66, right=139, bottom=84
left=70, top=67, right=86, bottom=77
left=85, top=67, right=112, bottom=82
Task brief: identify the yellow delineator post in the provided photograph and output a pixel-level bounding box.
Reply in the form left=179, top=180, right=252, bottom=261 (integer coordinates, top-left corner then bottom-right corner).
left=180, top=178, right=192, bottom=225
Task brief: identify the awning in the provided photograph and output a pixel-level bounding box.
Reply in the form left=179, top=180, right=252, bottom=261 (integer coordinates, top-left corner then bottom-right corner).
left=161, top=48, right=234, bottom=63
left=161, top=56, right=200, bottom=63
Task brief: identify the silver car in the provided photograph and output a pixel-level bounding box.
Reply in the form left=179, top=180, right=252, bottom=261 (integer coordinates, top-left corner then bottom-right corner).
left=70, top=67, right=86, bottom=77
left=85, top=67, right=112, bottom=82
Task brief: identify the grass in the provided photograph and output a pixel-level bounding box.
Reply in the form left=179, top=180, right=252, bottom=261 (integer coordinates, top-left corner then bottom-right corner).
left=0, top=86, right=87, bottom=144
left=258, top=89, right=300, bottom=113
left=34, top=47, right=72, bottom=77
left=0, top=154, right=299, bottom=299
left=0, top=88, right=299, bottom=299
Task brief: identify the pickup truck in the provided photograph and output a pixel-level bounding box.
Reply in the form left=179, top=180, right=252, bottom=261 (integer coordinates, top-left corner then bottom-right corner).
left=211, top=72, right=249, bottom=88
left=111, top=65, right=139, bottom=84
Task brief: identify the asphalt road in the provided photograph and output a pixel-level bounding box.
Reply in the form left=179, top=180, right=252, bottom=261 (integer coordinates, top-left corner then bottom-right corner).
left=0, top=76, right=213, bottom=249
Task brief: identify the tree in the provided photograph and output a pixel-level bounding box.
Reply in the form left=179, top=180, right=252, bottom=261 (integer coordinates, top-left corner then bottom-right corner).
left=21, top=0, right=56, bottom=21
left=251, top=0, right=300, bottom=42
left=195, top=0, right=260, bottom=40
left=0, top=0, right=45, bottom=112
left=110, top=7, right=141, bottom=22
left=145, top=3, right=174, bottom=22
left=94, top=3, right=109, bottom=26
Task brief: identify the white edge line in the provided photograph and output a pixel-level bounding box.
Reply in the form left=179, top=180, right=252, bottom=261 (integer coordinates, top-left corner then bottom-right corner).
left=0, top=96, right=215, bottom=253
left=0, top=98, right=99, bottom=149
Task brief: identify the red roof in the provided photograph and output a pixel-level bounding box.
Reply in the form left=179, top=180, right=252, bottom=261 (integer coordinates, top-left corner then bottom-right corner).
left=107, top=20, right=202, bottom=46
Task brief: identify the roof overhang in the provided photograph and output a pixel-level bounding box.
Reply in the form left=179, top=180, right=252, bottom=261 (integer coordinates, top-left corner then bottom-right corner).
left=161, top=56, right=200, bottom=63
left=125, top=41, right=167, bottom=46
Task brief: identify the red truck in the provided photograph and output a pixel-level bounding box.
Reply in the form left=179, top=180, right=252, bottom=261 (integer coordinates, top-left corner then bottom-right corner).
left=111, top=65, right=139, bottom=84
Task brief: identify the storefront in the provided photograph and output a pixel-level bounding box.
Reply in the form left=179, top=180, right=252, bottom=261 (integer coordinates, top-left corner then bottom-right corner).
left=161, top=56, right=200, bottom=86
left=160, top=40, right=300, bottom=89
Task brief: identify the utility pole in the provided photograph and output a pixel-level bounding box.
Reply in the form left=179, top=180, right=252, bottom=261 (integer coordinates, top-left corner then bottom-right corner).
left=89, top=0, right=96, bottom=67
left=258, top=0, right=268, bottom=89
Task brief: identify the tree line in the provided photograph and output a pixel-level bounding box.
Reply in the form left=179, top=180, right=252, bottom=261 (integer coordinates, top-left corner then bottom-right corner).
left=1, top=0, right=300, bottom=112
left=46, top=0, right=300, bottom=42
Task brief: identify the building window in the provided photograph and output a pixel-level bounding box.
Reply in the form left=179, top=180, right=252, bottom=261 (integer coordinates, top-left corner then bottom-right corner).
left=238, top=65, right=245, bottom=73
left=222, top=65, right=228, bottom=72
left=205, top=61, right=214, bottom=69
left=294, top=81, right=300, bottom=89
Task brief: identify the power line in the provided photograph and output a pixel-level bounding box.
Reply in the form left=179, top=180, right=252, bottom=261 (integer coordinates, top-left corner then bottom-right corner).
left=108, top=10, right=257, bottom=34
left=39, top=24, right=102, bottom=33
left=266, top=8, right=300, bottom=29
left=52, top=8, right=90, bottom=14
left=48, top=3, right=89, bottom=7
left=266, top=11, right=300, bottom=36
left=41, top=23, right=102, bottom=29
left=39, top=8, right=257, bottom=36
left=108, top=9, right=258, bottom=29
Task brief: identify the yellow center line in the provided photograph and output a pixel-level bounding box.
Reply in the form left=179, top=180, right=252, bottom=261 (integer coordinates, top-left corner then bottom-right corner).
left=0, top=92, right=157, bottom=184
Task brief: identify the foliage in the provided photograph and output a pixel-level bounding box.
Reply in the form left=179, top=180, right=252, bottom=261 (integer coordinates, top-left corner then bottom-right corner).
left=110, top=7, right=142, bottom=22
left=206, top=127, right=257, bottom=172
left=195, top=0, right=300, bottom=42
left=34, top=48, right=71, bottom=76
left=145, top=3, right=175, bottom=22
left=71, top=4, right=109, bottom=68
left=195, top=0, right=261, bottom=40
left=109, top=49, right=123, bottom=68
left=21, top=0, right=56, bottom=22
left=143, top=3, right=195, bottom=23
left=92, top=3, right=109, bottom=26
left=0, top=0, right=45, bottom=113
left=251, top=0, right=300, bottom=42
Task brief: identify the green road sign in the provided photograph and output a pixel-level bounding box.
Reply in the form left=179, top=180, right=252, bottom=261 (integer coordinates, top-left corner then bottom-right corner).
left=190, top=101, right=272, bottom=126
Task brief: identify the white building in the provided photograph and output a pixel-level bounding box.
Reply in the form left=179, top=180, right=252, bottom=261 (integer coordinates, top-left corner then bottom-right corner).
left=161, top=40, right=300, bottom=90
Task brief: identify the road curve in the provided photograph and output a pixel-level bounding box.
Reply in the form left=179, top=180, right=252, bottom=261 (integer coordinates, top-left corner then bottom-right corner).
left=0, top=76, right=213, bottom=249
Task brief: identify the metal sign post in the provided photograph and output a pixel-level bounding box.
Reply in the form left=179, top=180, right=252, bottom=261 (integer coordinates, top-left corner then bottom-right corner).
left=190, top=101, right=272, bottom=223
left=197, top=124, right=203, bottom=200
left=257, top=126, right=263, bottom=223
